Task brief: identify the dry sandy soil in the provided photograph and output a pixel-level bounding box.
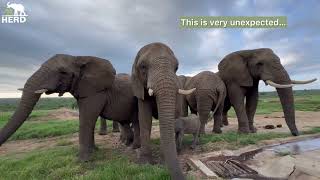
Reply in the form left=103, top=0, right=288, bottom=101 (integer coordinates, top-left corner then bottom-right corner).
left=1, top=109, right=320, bottom=179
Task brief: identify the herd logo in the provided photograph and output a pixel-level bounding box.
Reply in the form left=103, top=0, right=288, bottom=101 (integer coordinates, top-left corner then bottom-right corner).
left=1, top=1, right=28, bottom=24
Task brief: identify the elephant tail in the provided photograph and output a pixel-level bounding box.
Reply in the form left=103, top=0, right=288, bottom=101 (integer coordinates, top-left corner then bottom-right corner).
left=209, top=85, right=225, bottom=115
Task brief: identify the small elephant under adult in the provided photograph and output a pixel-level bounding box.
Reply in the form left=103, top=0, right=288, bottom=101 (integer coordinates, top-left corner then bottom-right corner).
left=175, top=114, right=200, bottom=152
left=180, top=71, right=226, bottom=134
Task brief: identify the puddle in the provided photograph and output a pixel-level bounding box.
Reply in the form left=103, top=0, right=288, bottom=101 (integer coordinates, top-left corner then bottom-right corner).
left=266, top=137, right=320, bottom=155
left=189, top=136, right=320, bottom=179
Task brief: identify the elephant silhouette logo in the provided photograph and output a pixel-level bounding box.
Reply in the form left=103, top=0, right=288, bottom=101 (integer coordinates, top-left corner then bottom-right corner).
left=6, top=2, right=27, bottom=16
left=1, top=1, right=28, bottom=23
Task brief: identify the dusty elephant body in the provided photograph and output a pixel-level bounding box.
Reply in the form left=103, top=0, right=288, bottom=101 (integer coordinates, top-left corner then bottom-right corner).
left=0, top=55, right=140, bottom=161
left=132, top=42, right=196, bottom=180
left=180, top=71, right=226, bottom=134
left=218, top=48, right=317, bottom=135
left=175, top=114, right=200, bottom=152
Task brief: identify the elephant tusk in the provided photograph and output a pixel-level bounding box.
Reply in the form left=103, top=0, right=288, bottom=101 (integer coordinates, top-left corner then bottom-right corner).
left=266, top=80, right=293, bottom=88
left=291, top=78, right=317, bottom=84
left=178, top=88, right=196, bottom=95
left=148, top=88, right=154, bottom=96
left=17, top=88, right=24, bottom=91
left=34, top=89, right=48, bottom=94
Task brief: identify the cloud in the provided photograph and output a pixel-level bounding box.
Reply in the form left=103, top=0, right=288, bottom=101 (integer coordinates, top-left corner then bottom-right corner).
left=0, top=0, right=319, bottom=97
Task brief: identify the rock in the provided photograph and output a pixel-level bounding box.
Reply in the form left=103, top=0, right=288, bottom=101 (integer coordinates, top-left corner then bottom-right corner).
left=264, top=125, right=275, bottom=129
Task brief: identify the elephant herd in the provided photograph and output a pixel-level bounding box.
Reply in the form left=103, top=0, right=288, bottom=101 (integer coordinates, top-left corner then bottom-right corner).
left=0, top=42, right=316, bottom=180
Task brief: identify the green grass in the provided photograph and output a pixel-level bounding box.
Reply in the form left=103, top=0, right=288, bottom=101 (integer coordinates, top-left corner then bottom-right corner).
left=0, top=146, right=170, bottom=180
left=0, top=111, right=115, bottom=141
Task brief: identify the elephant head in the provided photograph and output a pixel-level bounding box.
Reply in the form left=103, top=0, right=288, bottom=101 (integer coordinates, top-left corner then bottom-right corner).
left=218, top=48, right=316, bottom=135
left=132, top=42, right=194, bottom=179
left=0, top=54, right=116, bottom=145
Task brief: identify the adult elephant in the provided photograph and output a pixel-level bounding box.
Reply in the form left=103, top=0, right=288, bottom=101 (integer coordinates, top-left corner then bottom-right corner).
left=180, top=71, right=226, bottom=134
left=132, top=42, right=195, bottom=180
left=0, top=55, right=140, bottom=161
left=218, top=48, right=317, bottom=135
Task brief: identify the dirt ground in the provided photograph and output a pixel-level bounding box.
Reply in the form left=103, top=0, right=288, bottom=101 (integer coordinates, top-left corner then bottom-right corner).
left=1, top=110, right=320, bottom=179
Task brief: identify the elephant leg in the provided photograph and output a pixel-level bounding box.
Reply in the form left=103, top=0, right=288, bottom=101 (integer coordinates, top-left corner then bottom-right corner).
left=78, top=93, right=106, bottom=161
left=99, top=117, right=107, bottom=135
left=132, top=111, right=141, bottom=149
left=138, top=99, right=153, bottom=164
left=227, top=84, right=250, bottom=133
left=119, top=123, right=133, bottom=146
left=223, top=97, right=231, bottom=126
left=212, top=105, right=223, bottom=133
left=246, top=86, right=258, bottom=133
left=112, top=121, right=120, bottom=132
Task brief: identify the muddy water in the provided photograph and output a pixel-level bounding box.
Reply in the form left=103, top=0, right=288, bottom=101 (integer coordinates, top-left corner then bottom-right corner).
left=266, top=137, right=320, bottom=154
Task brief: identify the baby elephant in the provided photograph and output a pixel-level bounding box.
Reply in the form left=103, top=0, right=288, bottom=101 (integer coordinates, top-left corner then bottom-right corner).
left=175, top=114, right=200, bottom=152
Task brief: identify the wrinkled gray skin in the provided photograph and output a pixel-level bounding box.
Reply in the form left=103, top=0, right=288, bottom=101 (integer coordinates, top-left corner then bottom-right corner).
left=0, top=55, right=140, bottom=162
left=218, top=49, right=300, bottom=135
left=175, top=114, right=200, bottom=152
left=132, top=42, right=191, bottom=180
left=179, top=71, right=226, bottom=134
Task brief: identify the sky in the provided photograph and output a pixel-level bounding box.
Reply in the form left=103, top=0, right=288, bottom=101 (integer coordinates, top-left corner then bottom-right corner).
left=0, top=0, right=319, bottom=98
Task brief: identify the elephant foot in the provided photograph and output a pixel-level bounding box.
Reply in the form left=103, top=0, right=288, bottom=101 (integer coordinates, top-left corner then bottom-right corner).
left=132, top=141, right=141, bottom=149
left=249, top=126, right=257, bottom=133
left=98, top=130, right=107, bottom=135
left=78, top=152, right=92, bottom=162
left=125, top=138, right=133, bottom=146
left=238, top=127, right=250, bottom=134
left=212, top=128, right=222, bottom=134
left=223, top=120, right=229, bottom=126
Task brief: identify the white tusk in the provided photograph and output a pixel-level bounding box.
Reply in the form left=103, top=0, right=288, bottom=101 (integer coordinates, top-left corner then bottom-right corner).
left=17, top=88, right=24, bottom=91
left=291, top=78, right=317, bottom=84
left=266, top=80, right=293, bottom=88
left=34, top=89, right=48, bottom=94
left=178, top=88, right=196, bottom=95
left=148, top=89, right=154, bottom=96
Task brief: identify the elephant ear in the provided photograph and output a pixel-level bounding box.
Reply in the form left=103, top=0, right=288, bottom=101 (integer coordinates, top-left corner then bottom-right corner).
left=131, top=52, right=145, bottom=100
left=74, top=56, right=116, bottom=98
left=218, top=50, right=253, bottom=87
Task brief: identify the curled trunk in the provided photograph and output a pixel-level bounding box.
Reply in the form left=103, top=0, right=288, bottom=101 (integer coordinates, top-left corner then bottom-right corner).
left=0, top=67, right=49, bottom=145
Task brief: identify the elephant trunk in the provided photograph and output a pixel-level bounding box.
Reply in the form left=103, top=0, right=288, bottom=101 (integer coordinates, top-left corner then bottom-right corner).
left=276, top=87, right=298, bottom=136
left=154, top=73, right=184, bottom=179
left=0, top=67, right=49, bottom=145
left=274, top=69, right=299, bottom=136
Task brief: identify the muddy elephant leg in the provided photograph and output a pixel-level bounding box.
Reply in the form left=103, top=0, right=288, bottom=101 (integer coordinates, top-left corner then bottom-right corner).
left=132, top=111, right=141, bottom=149
left=222, top=97, right=231, bottom=126
left=212, top=105, right=223, bottom=133
left=112, top=121, right=120, bottom=132
left=78, top=93, right=106, bottom=161
left=227, top=84, right=250, bottom=133
left=246, top=85, right=258, bottom=133
left=138, top=99, right=153, bottom=164
left=99, top=117, right=107, bottom=135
